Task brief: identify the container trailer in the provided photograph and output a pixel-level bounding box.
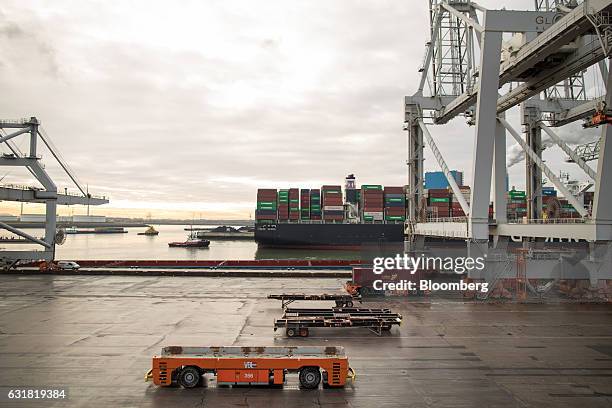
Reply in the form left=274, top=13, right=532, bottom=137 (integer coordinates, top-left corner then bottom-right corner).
left=274, top=307, right=402, bottom=337
left=267, top=293, right=361, bottom=308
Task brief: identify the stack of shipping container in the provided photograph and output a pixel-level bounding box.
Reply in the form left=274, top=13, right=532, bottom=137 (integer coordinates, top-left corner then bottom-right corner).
left=542, top=187, right=557, bottom=197
left=255, top=189, right=277, bottom=223
left=542, top=187, right=558, bottom=217
left=310, top=189, right=322, bottom=220
left=560, top=199, right=580, bottom=218
left=300, top=189, right=310, bottom=220
left=322, top=185, right=344, bottom=222
left=426, top=188, right=451, bottom=218
left=450, top=186, right=470, bottom=217
left=256, top=183, right=589, bottom=223
left=507, top=189, right=527, bottom=220
left=383, top=186, right=405, bottom=222
left=361, top=185, right=384, bottom=222
left=277, top=189, right=289, bottom=221
left=289, top=188, right=299, bottom=221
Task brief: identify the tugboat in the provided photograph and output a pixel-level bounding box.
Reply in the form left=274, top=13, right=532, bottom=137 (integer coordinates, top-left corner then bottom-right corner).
left=138, top=226, right=159, bottom=236
left=168, top=234, right=210, bottom=248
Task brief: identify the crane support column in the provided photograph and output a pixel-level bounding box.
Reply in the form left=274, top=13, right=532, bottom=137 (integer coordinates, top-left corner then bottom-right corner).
left=405, top=104, right=424, bottom=223
left=29, top=117, right=38, bottom=158
left=593, top=59, right=612, bottom=226
left=470, top=27, right=502, bottom=240
left=523, top=105, right=543, bottom=220
left=493, top=114, right=507, bottom=224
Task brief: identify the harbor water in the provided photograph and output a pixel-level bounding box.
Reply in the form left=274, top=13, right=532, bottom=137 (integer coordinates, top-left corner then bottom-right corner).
left=3, top=224, right=361, bottom=260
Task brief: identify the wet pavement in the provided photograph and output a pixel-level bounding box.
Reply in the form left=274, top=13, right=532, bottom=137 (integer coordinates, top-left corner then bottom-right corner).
left=1, top=275, right=612, bottom=407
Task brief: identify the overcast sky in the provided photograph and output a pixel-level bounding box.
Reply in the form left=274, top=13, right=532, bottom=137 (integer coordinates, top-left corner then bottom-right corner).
left=0, top=0, right=601, bottom=219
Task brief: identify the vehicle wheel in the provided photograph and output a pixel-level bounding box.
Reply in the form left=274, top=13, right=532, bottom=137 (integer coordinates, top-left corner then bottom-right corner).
left=286, top=327, right=297, bottom=337
left=178, top=366, right=201, bottom=388
left=299, top=367, right=321, bottom=389
left=345, top=300, right=354, bottom=307
left=358, top=287, right=370, bottom=296
left=299, top=328, right=309, bottom=337
left=335, top=300, right=343, bottom=307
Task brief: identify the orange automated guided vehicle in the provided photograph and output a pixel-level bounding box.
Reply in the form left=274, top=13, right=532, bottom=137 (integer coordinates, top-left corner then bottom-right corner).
left=146, top=346, right=355, bottom=389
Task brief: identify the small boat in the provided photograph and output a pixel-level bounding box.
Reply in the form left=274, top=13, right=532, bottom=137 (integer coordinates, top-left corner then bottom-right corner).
left=138, top=226, right=159, bottom=236
left=168, top=237, right=210, bottom=248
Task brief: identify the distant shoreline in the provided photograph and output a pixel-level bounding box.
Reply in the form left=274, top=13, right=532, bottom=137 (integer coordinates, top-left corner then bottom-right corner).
left=5, top=220, right=255, bottom=229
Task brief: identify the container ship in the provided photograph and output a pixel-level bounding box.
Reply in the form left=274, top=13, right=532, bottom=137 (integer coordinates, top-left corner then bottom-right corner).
left=254, top=174, right=587, bottom=249
left=255, top=175, right=406, bottom=249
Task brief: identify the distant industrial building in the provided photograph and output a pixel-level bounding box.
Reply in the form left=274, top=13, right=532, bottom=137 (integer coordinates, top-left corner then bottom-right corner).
left=13, top=214, right=107, bottom=223
left=425, top=171, right=464, bottom=189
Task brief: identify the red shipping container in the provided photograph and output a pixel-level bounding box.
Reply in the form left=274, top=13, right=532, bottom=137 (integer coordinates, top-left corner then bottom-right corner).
left=384, top=186, right=404, bottom=194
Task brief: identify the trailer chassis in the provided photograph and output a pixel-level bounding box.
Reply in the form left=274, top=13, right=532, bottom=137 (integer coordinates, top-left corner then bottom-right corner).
left=268, top=293, right=361, bottom=308
left=274, top=307, right=402, bottom=337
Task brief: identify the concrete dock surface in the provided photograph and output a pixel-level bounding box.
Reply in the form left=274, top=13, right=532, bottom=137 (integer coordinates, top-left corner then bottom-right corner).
left=1, top=275, right=612, bottom=407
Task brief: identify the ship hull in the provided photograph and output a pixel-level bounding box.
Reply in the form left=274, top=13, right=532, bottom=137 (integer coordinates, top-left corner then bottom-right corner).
left=255, top=223, right=404, bottom=249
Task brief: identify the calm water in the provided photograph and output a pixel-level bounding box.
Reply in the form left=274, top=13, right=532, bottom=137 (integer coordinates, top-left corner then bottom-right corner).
left=4, top=224, right=360, bottom=260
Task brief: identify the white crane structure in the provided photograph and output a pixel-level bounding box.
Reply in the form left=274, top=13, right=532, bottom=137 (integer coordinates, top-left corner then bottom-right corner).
left=405, top=0, right=612, bottom=285
left=0, top=117, right=108, bottom=266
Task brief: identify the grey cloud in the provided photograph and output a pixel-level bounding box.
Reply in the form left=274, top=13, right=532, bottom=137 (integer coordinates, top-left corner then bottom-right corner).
left=0, top=0, right=593, bottom=216
left=0, top=21, right=24, bottom=38
left=261, top=38, right=278, bottom=49
left=0, top=9, right=59, bottom=76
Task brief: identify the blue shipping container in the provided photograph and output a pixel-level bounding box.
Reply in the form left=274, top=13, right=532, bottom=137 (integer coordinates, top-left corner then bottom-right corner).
left=425, top=171, right=464, bottom=189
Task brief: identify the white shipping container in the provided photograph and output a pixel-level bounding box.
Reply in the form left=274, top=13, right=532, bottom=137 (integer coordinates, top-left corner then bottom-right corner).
left=363, top=211, right=384, bottom=220
left=323, top=206, right=344, bottom=211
